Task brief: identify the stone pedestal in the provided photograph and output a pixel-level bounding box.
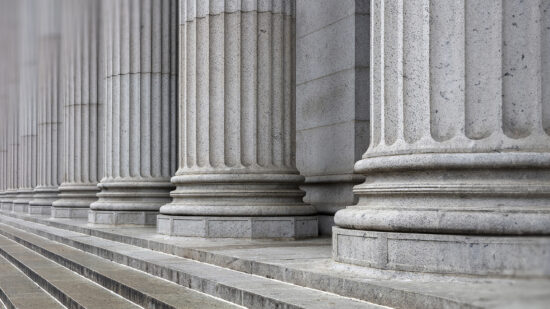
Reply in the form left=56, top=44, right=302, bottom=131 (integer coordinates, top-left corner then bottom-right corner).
left=89, top=0, right=177, bottom=225
left=158, top=0, right=317, bottom=238
left=29, top=0, right=62, bottom=216
left=52, top=0, right=103, bottom=218
left=334, top=0, right=550, bottom=277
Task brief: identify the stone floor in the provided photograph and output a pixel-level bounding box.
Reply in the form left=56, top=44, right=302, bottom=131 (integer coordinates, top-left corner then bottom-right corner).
left=1, top=211, right=549, bottom=308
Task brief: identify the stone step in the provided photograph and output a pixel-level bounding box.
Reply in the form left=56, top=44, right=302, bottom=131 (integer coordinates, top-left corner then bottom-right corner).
left=0, top=254, right=65, bottom=309
left=0, top=216, right=384, bottom=309
left=0, top=227, right=243, bottom=309
left=0, top=235, right=141, bottom=309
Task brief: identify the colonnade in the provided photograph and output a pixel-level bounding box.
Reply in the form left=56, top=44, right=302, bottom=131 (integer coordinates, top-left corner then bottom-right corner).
left=0, top=0, right=548, bottom=276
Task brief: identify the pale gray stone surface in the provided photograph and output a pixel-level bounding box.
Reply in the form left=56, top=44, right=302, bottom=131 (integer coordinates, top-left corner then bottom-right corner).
left=13, top=0, right=38, bottom=213
left=334, top=0, right=550, bottom=275
left=29, top=0, right=63, bottom=216
left=89, top=0, right=178, bottom=224
left=51, top=0, right=104, bottom=218
left=296, top=0, right=369, bottom=234
left=159, top=0, right=317, bottom=238
left=4, top=211, right=550, bottom=309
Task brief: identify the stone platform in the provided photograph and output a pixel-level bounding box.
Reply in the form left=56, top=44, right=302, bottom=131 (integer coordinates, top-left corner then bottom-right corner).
left=1, top=210, right=549, bottom=308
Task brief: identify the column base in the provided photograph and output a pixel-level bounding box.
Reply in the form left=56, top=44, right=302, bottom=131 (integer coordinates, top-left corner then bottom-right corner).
left=51, top=183, right=99, bottom=218
left=28, top=187, right=58, bottom=215
left=157, top=215, right=318, bottom=239
left=88, top=210, right=158, bottom=225
left=332, top=227, right=550, bottom=278
left=51, top=207, right=89, bottom=218
left=13, top=189, right=34, bottom=213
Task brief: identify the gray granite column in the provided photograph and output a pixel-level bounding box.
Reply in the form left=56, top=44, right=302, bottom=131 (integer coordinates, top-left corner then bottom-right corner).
left=29, top=0, right=63, bottom=215
left=0, top=15, right=19, bottom=212
left=89, top=0, right=178, bottom=225
left=157, top=0, right=317, bottom=238
left=52, top=0, right=105, bottom=218
left=13, top=0, right=38, bottom=213
left=334, top=0, right=550, bottom=277
left=0, top=0, right=20, bottom=211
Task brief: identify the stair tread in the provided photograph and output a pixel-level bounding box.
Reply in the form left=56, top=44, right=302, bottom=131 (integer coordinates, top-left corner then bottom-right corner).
left=0, top=236, right=141, bottom=309
left=0, top=215, right=384, bottom=309
left=0, top=254, right=65, bottom=309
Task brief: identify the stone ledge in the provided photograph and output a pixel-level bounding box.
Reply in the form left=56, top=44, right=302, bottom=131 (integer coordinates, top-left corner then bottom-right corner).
left=157, top=215, right=319, bottom=239
left=89, top=210, right=158, bottom=225
left=333, top=227, right=550, bottom=278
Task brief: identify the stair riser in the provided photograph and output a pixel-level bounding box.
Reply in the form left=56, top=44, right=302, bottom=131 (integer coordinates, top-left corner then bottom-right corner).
left=0, top=245, right=84, bottom=309
left=0, top=224, right=309, bottom=309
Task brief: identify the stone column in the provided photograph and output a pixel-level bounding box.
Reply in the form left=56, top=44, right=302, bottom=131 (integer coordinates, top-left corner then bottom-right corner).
left=0, top=13, right=19, bottom=212
left=0, top=0, right=20, bottom=211
left=52, top=0, right=105, bottom=218
left=89, top=0, right=178, bottom=225
left=29, top=0, right=63, bottom=215
left=13, top=0, right=38, bottom=213
left=334, top=0, right=550, bottom=277
left=157, top=0, right=317, bottom=238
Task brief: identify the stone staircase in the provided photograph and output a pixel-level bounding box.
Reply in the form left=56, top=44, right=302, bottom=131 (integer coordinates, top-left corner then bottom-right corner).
left=0, top=212, right=384, bottom=309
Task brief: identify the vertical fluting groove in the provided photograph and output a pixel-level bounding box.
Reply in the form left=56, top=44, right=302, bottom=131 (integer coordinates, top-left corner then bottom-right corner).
left=283, top=5, right=291, bottom=167
left=224, top=10, right=241, bottom=168
left=129, top=0, right=140, bottom=178
left=429, top=0, right=465, bottom=142
left=105, top=0, right=113, bottom=179
left=271, top=8, right=283, bottom=166
left=502, top=0, right=541, bottom=138
left=187, top=19, right=197, bottom=168
left=197, top=14, right=210, bottom=167
left=89, top=0, right=98, bottom=183
left=402, top=0, right=430, bottom=144
left=170, top=0, right=178, bottom=174
left=543, top=0, right=550, bottom=135
left=370, top=0, right=382, bottom=149
left=141, top=0, right=152, bottom=177
left=257, top=10, right=273, bottom=167
left=120, top=0, right=130, bottom=178
left=240, top=9, right=258, bottom=167
left=210, top=7, right=224, bottom=168
left=382, top=0, right=403, bottom=146
left=152, top=0, right=162, bottom=177
left=82, top=2, right=90, bottom=183
left=464, top=0, right=502, bottom=140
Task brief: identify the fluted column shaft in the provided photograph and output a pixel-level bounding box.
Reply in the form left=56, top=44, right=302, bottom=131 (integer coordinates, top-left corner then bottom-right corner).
left=29, top=0, right=63, bottom=215
left=0, top=0, right=20, bottom=212
left=89, top=0, right=178, bottom=225
left=13, top=0, right=38, bottom=213
left=158, top=0, right=317, bottom=238
left=51, top=0, right=105, bottom=218
left=333, top=0, right=550, bottom=276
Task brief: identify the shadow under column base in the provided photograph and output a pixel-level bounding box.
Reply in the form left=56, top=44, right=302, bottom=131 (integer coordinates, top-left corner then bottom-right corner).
left=157, top=215, right=318, bottom=239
